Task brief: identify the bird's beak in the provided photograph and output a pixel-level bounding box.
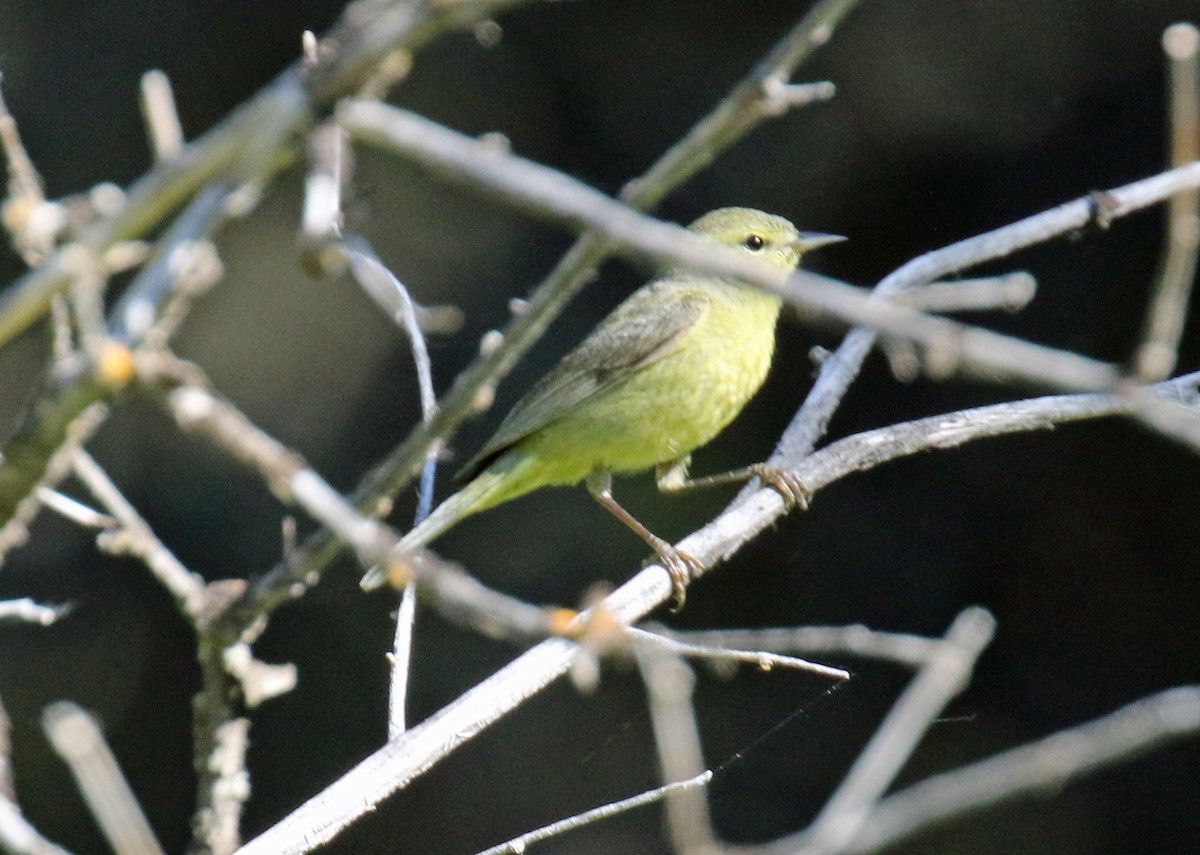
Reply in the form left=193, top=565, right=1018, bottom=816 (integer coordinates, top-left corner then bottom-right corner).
left=793, top=231, right=847, bottom=252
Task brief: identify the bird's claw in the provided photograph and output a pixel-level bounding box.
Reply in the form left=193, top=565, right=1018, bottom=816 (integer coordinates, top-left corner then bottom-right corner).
left=645, top=538, right=702, bottom=611
left=753, top=465, right=812, bottom=511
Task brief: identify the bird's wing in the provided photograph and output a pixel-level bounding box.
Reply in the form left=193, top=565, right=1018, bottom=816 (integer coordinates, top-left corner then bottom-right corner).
left=458, top=280, right=709, bottom=478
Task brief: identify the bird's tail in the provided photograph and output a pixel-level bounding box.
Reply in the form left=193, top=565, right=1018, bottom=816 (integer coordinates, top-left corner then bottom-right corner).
left=359, top=462, right=522, bottom=591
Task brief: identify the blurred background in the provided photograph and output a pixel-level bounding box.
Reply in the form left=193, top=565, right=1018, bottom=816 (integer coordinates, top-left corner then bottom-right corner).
left=0, top=1, right=1198, bottom=853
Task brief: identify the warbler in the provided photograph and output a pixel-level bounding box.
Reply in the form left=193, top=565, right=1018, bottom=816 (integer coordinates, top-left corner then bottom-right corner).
left=362, top=207, right=843, bottom=606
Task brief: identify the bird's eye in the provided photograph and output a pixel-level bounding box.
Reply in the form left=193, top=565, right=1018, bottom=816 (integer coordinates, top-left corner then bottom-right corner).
left=743, top=234, right=766, bottom=251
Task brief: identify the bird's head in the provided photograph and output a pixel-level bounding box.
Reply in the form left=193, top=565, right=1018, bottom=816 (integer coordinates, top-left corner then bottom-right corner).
left=687, top=207, right=845, bottom=272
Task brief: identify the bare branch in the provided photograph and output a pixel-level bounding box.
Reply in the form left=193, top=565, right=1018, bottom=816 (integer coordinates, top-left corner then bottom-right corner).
left=236, top=363, right=1197, bottom=854
left=42, top=702, right=164, bottom=855
left=138, top=70, right=184, bottom=163
left=652, top=624, right=944, bottom=670
left=894, top=272, right=1037, bottom=314
left=1135, top=22, right=1200, bottom=381
left=194, top=719, right=251, bottom=855
left=628, top=626, right=851, bottom=682
left=0, top=599, right=67, bottom=626
left=0, top=800, right=72, bottom=855
left=472, top=772, right=713, bottom=855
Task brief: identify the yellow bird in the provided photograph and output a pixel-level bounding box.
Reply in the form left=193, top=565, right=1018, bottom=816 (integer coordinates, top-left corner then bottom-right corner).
left=362, top=207, right=843, bottom=606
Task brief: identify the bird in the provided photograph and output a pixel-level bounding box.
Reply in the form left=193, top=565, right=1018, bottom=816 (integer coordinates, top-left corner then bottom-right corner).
left=361, top=207, right=844, bottom=607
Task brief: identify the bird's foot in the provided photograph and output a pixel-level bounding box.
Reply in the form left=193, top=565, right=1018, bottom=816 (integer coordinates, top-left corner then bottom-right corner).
left=645, top=536, right=703, bottom=612
left=752, top=464, right=812, bottom=511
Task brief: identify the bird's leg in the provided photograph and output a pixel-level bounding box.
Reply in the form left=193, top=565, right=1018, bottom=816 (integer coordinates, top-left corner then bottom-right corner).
left=586, top=469, right=699, bottom=610
left=655, top=457, right=812, bottom=511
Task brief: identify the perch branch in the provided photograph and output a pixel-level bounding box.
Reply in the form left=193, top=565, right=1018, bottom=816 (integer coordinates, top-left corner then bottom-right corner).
left=1134, top=22, right=1200, bottom=381
left=42, top=703, right=164, bottom=855
left=233, top=373, right=1198, bottom=854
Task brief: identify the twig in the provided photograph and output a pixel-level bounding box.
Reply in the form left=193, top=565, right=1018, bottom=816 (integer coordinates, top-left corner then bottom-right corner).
left=787, top=608, right=996, bottom=855
left=231, top=374, right=1200, bottom=855
left=0, top=400, right=109, bottom=563
left=838, top=685, right=1200, bottom=854
left=768, top=166, right=1200, bottom=479
left=0, top=82, right=65, bottom=267
left=627, top=626, right=851, bottom=682
left=471, top=772, right=713, bottom=855
left=138, top=70, right=184, bottom=163
left=1135, top=22, right=1200, bottom=381
left=650, top=624, right=944, bottom=670
left=195, top=719, right=251, bottom=855
left=42, top=702, right=164, bottom=855
left=0, top=800, right=72, bottom=855
left=109, top=184, right=231, bottom=346
left=690, top=372, right=1200, bottom=585
left=299, top=122, right=348, bottom=275
left=36, top=487, right=114, bottom=530
left=634, top=642, right=717, bottom=854
left=0, top=696, right=72, bottom=855
left=0, top=599, right=66, bottom=626
left=0, top=696, right=11, bottom=800
left=894, top=272, right=1037, bottom=314
left=340, top=241, right=442, bottom=739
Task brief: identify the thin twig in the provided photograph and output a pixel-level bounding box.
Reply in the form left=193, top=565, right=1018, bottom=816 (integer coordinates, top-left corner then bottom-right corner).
left=651, top=624, right=943, bottom=670
left=0, top=599, right=67, bottom=626
left=36, top=487, right=114, bottom=530
left=0, top=696, right=72, bottom=855
left=42, top=702, right=164, bottom=855
left=155, top=368, right=549, bottom=641
left=767, top=166, right=1200, bottom=480
left=0, top=163, right=257, bottom=546
left=109, top=184, right=232, bottom=346
left=621, top=0, right=860, bottom=204
left=0, top=800, right=72, bottom=855
left=472, top=772, right=713, bottom=855
left=339, top=240, right=443, bottom=737
left=0, top=76, right=65, bottom=267
left=628, top=626, right=851, bottom=682
left=894, top=272, right=1037, bottom=314
left=0, top=696, right=11, bottom=800
left=195, top=719, right=251, bottom=855
left=139, top=70, right=184, bottom=163
left=1135, top=22, right=1200, bottom=381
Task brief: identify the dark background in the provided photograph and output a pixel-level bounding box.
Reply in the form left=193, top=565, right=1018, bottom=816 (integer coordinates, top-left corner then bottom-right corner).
left=1, top=1, right=1198, bottom=853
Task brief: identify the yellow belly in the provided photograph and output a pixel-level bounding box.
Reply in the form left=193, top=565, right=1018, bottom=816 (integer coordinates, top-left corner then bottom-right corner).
left=517, top=281, right=781, bottom=483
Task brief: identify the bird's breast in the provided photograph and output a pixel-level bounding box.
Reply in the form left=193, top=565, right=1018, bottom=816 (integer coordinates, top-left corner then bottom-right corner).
left=534, top=284, right=781, bottom=476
